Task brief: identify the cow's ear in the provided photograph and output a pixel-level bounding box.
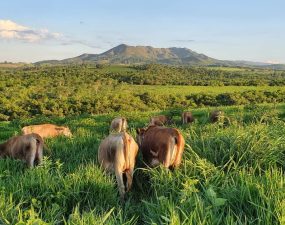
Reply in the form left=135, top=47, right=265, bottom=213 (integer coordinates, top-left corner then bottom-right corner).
left=55, top=127, right=64, bottom=131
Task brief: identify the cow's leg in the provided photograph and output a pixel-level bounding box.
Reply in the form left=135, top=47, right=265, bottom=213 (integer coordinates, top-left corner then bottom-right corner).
left=172, top=147, right=183, bottom=168
left=125, top=167, right=134, bottom=192
left=26, top=140, right=37, bottom=168
left=163, top=137, right=178, bottom=168
left=172, top=135, right=185, bottom=168
left=34, top=141, right=43, bottom=166
left=162, top=144, right=172, bottom=168
left=115, top=169, right=125, bottom=201
left=115, top=145, right=126, bottom=201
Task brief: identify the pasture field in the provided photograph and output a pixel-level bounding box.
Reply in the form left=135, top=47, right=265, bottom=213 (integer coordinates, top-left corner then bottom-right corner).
left=0, top=104, right=285, bottom=224
left=118, top=85, right=285, bottom=95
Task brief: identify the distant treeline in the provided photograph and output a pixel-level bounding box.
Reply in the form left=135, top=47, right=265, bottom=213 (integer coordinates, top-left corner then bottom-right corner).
left=119, top=64, right=285, bottom=86
left=2, top=63, right=285, bottom=86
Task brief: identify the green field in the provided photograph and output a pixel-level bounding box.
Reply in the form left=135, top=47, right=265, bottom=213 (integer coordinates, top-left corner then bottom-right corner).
left=119, top=85, right=285, bottom=95
left=0, top=104, right=285, bottom=224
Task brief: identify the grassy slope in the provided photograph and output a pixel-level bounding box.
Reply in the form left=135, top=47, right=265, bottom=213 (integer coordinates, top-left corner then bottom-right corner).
left=0, top=104, right=285, bottom=224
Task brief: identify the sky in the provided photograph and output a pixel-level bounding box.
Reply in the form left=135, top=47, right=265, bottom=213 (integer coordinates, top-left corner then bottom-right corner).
left=0, top=0, right=284, bottom=63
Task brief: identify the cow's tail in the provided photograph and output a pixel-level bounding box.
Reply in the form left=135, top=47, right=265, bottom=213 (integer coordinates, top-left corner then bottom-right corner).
left=173, top=131, right=185, bottom=168
left=35, top=138, right=41, bottom=161
left=32, top=133, right=50, bottom=153
left=121, top=117, right=126, bottom=132
left=122, top=132, right=132, bottom=191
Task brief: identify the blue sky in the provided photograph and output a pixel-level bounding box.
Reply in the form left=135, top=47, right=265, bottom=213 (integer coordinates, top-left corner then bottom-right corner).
left=0, top=0, right=284, bottom=63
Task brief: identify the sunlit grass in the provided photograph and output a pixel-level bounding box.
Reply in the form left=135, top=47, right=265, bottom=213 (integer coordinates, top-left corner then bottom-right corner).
left=0, top=104, right=284, bottom=224
left=121, top=85, right=285, bottom=95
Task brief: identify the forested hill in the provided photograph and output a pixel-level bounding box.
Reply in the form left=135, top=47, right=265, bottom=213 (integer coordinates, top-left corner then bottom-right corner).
left=35, top=44, right=218, bottom=65
left=34, top=44, right=285, bottom=69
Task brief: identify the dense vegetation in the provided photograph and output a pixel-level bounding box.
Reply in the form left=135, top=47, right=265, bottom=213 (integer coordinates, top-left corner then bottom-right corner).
left=117, top=64, right=285, bottom=86
left=0, top=64, right=285, bottom=120
left=0, top=104, right=285, bottom=224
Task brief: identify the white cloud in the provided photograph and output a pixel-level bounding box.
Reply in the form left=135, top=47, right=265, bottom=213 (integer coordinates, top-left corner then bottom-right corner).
left=266, top=60, right=280, bottom=65
left=0, top=19, right=62, bottom=43
left=0, top=19, right=101, bottom=49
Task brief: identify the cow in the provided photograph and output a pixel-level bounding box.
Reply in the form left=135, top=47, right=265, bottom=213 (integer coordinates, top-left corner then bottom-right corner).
left=98, top=132, right=138, bottom=201
left=149, top=115, right=171, bottom=126
left=210, top=110, right=224, bottom=123
left=110, top=117, right=127, bottom=133
left=182, top=111, right=195, bottom=124
left=22, top=123, right=72, bottom=139
left=136, top=125, right=185, bottom=169
left=0, top=133, right=44, bottom=168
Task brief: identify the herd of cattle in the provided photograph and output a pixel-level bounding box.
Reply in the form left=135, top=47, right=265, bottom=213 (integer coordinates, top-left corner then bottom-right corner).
left=0, top=110, right=224, bottom=200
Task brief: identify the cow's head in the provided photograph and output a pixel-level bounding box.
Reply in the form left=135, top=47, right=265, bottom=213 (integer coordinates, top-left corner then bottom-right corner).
left=136, top=128, right=146, bottom=146
left=55, top=127, right=73, bottom=137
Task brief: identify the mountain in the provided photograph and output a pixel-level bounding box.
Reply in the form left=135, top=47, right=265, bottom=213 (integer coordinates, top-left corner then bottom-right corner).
left=34, top=44, right=285, bottom=69
left=35, top=44, right=218, bottom=65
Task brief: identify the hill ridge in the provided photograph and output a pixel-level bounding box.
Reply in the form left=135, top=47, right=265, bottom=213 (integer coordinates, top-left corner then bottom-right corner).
left=34, top=44, right=285, bottom=69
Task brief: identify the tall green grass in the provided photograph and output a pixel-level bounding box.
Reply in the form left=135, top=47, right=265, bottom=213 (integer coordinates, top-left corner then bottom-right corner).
left=0, top=104, right=284, bottom=224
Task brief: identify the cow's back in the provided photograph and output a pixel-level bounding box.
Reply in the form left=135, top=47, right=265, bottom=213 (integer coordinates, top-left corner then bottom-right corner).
left=182, top=112, right=194, bottom=123
left=141, top=127, right=180, bottom=164
left=22, top=124, right=59, bottom=138
left=3, top=134, right=36, bottom=158
left=150, top=115, right=169, bottom=126
left=210, top=110, right=224, bottom=123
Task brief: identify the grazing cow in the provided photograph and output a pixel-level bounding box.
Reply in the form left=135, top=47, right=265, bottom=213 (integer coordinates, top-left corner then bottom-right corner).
left=22, top=123, right=72, bottom=138
left=210, top=110, right=224, bottom=123
left=182, top=111, right=195, bottom=124
left=136, top=126, right=185, bottom=169
left=98, top=132, right=138, bottom=201
left=149, top=115, right=171, bottom=126
left=0, top=133, right=44, bottom=168
left=110, top=117, right=127, bottom=133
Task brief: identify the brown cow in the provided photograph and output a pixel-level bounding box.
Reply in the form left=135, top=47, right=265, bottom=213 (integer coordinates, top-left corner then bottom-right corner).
left=0, top=133, right=44, bottom=168
left=210, top=110, right=224, bottom=123
left=149, top=115, right=171, bottom=126
left=136, top=126, right=185, bottom=169
left=22, top=123, right=72, bottom=138
left=110, top=117, right=127, bottom=133
left=182, top=111, right=195, bottom=124
left=98, top=132, right=138, bottom=201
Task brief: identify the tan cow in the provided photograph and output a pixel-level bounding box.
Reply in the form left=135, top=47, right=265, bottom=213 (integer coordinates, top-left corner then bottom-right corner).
left=0, top=133, right=44, bottom=168
left=210, top=110, right=224, bottom=123
left=136, top=125, right=185, bottom=169
left=149, top=115, right=171, bottom=126
left=22, top=123, right=72, bottom=138
left=110, top=117, right=127, bottom=133
left=182, top=111, right=195, bottom=124
left=98, top=132, right=138, bottom=201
